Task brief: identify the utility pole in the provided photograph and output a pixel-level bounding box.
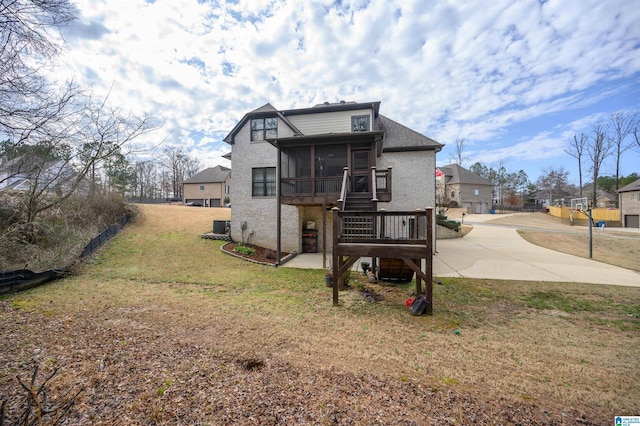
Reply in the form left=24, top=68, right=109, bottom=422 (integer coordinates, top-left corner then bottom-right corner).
left=587, top=208, right=593, bottom=259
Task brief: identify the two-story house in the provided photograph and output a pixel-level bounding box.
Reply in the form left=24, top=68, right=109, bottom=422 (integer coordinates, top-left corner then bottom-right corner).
left=618, top=179, right=640, bottom=228
left=436, top=164, right=493, bottom=214
left=182, top=165, right=231, bottom=207
left=224, top=100, right=442, bottom=309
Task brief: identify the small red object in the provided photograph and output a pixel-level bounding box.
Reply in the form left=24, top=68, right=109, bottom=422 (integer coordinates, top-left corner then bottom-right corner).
left=406, top=298, right=415, bottom=309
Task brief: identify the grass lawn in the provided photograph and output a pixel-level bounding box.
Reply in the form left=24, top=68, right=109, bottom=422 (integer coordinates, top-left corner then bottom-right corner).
left=1, top=205, right=638, bottom=424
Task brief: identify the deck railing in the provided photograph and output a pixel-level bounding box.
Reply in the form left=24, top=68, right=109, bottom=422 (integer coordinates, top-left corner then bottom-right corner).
left=280, top=176, right=343, bottom=197
left=335, top=209, right=431, bottom=244
left=280, top=168, right=391, bottom=203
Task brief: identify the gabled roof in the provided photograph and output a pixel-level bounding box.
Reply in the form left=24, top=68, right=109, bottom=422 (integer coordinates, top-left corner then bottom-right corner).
left=183, top=165, right=231, bottom=184
left=438, top=164, right=492, bottom=186
left=376, top=115, right=442, bottom=152
left=595, top=189, right=615, bottom=201
left=0, top=154, right=49, bottom=176
left=223, top=103, right=303, bottom=144
left=617, top=178, right=640, bottom=193
left=222, top=101, right=442, bottom=153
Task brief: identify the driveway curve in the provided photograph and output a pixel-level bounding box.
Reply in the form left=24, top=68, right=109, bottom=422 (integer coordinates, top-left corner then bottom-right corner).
left=434, top=216, right=640, bottom=287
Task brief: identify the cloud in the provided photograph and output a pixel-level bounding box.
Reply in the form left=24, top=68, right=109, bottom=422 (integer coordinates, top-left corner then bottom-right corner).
left=64, top=19, right=110, bottom=41
left=52, top=0, right=640, bottom=174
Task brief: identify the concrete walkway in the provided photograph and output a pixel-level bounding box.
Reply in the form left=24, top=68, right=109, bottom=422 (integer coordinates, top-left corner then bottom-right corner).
left=282, top=214, right=640, bottom=287
left=434, top=222, right=640, bottom=287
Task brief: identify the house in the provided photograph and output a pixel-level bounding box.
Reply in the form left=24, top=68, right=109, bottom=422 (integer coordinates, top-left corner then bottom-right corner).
left=223, top=100, right=442, bottom=252
left=617, top=179, right=640, bottom=228
left=436, top=164, right=492, bottom=213
left=0, top=155, right=75, bottom=193
left=594, top=189, right=616, bottom=208
left=224, top=100, right=443, bottom=309
left=182, top=165, right=231, bottom=207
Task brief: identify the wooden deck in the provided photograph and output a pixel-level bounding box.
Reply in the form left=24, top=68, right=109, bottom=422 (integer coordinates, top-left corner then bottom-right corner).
left=331, top=208, right=434, bottom=314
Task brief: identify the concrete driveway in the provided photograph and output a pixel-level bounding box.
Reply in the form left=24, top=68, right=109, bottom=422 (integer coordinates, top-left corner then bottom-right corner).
left=434, top=215, right=640, bottom=287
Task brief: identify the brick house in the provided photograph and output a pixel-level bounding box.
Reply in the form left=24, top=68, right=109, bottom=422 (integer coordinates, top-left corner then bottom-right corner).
left=223, top=100, right=443, bottom=257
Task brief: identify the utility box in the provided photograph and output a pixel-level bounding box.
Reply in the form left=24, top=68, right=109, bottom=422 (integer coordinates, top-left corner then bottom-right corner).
left=213, top=220, right=230, bottom=234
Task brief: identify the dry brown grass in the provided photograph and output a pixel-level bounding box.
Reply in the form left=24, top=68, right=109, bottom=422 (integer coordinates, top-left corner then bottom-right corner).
left=1, top=205, right=638, bottom=424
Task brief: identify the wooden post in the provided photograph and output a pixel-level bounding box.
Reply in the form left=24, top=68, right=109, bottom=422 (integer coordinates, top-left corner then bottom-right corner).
left=276, top=146, right=282, bottom=265
left=322, top=200, right=327, bottom=270
left=332, top=207, right=340, bottom=306
left=425, top=207, right=433, bottom=315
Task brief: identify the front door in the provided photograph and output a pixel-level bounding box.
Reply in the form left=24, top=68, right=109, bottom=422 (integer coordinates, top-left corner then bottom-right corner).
left=351, top=149, right=370, bottom=192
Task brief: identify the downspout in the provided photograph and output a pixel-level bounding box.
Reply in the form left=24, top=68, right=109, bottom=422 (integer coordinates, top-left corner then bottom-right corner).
left=276, top=145, right=282, bottom=266
left=322, top=200, right=327, bottom=270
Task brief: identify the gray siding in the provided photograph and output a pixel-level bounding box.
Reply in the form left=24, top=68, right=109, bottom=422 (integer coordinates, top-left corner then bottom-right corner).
left=288, top=109, right=372, bottom=135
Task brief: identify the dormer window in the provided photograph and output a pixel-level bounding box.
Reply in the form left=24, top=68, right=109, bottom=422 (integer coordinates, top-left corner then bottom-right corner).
left=251, top=117, right=277, bottom=141
left=351, top=115, right=370, bottom=132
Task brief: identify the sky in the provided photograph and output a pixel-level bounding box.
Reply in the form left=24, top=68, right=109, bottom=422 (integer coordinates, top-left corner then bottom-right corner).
left=56, top=0, right=640, bottom=186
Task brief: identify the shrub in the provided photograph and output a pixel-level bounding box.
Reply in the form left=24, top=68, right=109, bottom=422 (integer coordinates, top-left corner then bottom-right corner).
left=0, top=192, right=133, bottom=271
left=436, top=212, right=461, bottom=232
left=233, top=244, right=255, bottom=256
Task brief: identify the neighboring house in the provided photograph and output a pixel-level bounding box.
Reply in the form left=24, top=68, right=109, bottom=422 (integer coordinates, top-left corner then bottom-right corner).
left=182, top=165, right=231, bottom=207
left=436, top=164, right=492, bottom=214
left=0, top=155, right=75, bottom=193
left=223, top=100, right=443, bottom=256
left=617, top=179, right=640, bottom=228
left=594, top=190, right=616, bottom=208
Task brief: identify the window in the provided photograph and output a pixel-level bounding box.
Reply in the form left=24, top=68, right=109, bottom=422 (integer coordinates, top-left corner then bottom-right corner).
left=225, top=184, right=229, bottom=194
left=252, top=167, right=276, bottom=196
left=351, top=115, right=370, bottom=132
left=199, top=185, right=205, bottom=191
left=251, top=117, right=277, bottom=141
left=474, top=189, right=479, bottom=196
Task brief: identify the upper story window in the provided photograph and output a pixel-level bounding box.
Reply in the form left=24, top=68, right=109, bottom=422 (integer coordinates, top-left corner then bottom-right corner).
left=351, top=115, right=370, bottom=132
left=199, top=185, right=205, bottom=191
left=251, top=117, right=277, bottom=141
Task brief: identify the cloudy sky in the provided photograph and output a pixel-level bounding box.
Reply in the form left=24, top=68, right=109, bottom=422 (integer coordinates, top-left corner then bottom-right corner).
left=58, top=0, right=640, bottom=184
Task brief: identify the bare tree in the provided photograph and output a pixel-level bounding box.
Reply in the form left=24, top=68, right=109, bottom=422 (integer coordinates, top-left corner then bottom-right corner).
left=585, top=121, right=613, bottom=208
left=565, top=133, right=587, bottom=198
left=16, top=96, right=159, bottom=222
left=448, top=138, right=466, bottom=166
left=132, top=160, right=159, bottom=202
left=0, top=0, right=78, bottom=144
left=161, top=146, right=200, bottom=199
left=609, top=111, right=638, bottom=195
left=536, top=166, right=572, bottom=206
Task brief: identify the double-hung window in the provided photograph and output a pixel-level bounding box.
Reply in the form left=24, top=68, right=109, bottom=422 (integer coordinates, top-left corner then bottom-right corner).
left=252, top=167, right=276, bottom=196
left=251, top=117, right=277, bottom=141
left=351, top=115, right=370, bottom=132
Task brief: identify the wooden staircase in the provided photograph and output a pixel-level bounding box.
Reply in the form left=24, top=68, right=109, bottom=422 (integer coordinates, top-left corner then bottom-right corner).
left=341, top=192, right=376, bottom=238
left=343, top=192, right=375, bottom=211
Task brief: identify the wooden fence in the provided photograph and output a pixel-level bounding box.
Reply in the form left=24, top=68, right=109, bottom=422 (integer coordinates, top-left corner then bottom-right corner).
left=547, top=206, right=620, bottom=222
